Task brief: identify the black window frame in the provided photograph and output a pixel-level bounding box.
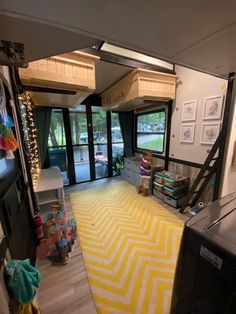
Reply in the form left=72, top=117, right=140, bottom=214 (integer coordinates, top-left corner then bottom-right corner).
left=135, top=108, right=167, bottom=154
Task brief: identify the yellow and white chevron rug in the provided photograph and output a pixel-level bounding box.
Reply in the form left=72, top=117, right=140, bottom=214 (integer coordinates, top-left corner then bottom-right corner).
left=71, top=181, right=184, bottom=314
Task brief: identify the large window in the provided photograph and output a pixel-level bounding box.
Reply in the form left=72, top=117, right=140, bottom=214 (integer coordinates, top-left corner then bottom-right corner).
left=136, top=110, right=166, bottom=153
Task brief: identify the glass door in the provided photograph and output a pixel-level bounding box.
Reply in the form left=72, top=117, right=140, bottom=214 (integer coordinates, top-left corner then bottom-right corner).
left=48, top=109, right=69, bottom=185
left=92, top=106, right=108, bottom=179
left=47, top=105, right=124, bottom=185
left=111, top=112, right=124, bottom=175
left=69, top=105, right=91, bottom=183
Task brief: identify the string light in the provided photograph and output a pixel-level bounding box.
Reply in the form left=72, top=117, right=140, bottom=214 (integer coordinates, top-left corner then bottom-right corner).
left=19, top=92, right=40, bottom=187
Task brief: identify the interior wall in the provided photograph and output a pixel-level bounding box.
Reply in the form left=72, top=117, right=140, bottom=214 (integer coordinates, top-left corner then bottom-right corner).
left=170, top=65, right=228, bottom=164
left=220, top=92, right=236, bottom=197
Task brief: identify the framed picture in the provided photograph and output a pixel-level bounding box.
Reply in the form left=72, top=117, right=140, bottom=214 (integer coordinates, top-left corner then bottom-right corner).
left=200, top=122, right=220, bottom=145
left=180, top=123, right=195, bottom=143
left=203, top=95, right=223, bottom=120
left=182, top=100, right=198, bottom=121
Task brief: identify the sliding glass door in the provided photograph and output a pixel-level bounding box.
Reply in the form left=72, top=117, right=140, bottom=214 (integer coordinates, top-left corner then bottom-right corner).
left=47, top=105, right=124, bottom=185
left=69, top=105, right=91, bottom=183
left=48, top=109, right=69, bottom=185
left=111, top=112, right=124, bottom=176
left=92, top=106, right=108, bottom=179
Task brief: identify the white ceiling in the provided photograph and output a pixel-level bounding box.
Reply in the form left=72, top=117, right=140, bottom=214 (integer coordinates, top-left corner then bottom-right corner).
left=1, top=0, right=236, bottom=78
left=95, top=61, right=132, bottom=94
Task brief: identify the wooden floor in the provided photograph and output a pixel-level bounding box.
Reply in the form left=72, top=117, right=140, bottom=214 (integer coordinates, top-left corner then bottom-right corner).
left=37, top=177, right=188, bottom=314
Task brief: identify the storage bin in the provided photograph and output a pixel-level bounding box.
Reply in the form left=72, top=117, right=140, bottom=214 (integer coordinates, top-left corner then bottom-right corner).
left=154, top=173, right=164, bottom=184
left=164, top=195, right=187, bottom=208
left=153, top=189, right=164, bottom=201
left=153, top=182, right=164, bottom=192
left=163, top=176, right=188, bottom=188
left=164, top=185, right=187, bottom=198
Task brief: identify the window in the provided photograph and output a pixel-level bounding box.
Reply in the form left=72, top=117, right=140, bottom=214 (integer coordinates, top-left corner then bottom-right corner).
left=136, top=110, right=166, bottom=153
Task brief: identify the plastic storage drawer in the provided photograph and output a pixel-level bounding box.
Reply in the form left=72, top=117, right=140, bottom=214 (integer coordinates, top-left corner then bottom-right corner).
left=164, top=195, right=186, bottom=208
left=164, top=185, right=187, bottom=198
left=163, top=176, right=188, bottom=188
left=153, top=189, right=164, bottom=200
left=153, top=182, right=164, bottom=191
left=154, top=173, right=164, bottom=184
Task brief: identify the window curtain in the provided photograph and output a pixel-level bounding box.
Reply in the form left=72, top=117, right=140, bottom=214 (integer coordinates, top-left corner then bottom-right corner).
left=33, top=108, right=52, bottom=168
left=118, top=111, right=134, bottom=157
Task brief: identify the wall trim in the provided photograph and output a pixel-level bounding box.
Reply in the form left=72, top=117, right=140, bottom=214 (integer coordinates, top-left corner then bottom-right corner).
left=168, top=157, right=203, bottom=169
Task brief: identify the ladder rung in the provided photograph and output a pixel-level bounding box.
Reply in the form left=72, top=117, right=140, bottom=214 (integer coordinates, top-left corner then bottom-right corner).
left=201, top=175, right=210, bottom=179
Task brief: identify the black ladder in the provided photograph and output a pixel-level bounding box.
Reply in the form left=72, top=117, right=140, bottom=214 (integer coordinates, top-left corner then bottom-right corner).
left=179, top=131, right=223, bottom=214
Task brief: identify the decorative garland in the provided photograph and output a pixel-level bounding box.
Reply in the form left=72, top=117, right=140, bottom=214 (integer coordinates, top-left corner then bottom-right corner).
left=19, top=92, right=40, bottom=187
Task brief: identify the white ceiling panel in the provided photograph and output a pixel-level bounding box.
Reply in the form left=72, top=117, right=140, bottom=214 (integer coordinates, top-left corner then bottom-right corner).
left=1, top=1, right=236, bottom=76
left=95, top=61, right=132, bottom=94
left=0, top=14, right=99, bottom=63
left=174, top=24, right=236, bottom=77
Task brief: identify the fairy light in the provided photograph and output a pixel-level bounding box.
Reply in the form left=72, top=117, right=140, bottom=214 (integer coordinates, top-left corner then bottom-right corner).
left=19, top=92, right=40, bottom=187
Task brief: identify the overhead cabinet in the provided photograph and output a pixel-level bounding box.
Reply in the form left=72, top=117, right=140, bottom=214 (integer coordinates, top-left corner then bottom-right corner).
left=102, top=68, right=178, bottom=111
left=19, top=51, right=99, bottom=108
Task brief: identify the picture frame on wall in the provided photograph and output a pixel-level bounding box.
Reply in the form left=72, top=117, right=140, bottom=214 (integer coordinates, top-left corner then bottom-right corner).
left=203, top=95, right=223, bottom=120
left=182, top=100, right=198, bottom=121
left=180, top=123, right=195, bottom=143
left=200, top=122, right=221, bottom=145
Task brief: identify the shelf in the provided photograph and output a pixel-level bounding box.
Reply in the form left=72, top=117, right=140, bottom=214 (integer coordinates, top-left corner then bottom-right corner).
left=34, top=168, right=65, bottom=214
left=19, top=51, right=99, bottom=108
left=102, top=68, right=178, bottom=111
left=34, top=168, right=63, bottom=193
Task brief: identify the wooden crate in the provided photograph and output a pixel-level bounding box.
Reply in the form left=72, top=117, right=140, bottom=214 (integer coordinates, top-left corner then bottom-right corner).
left=19, top=51, right=99, bottom=108
left=102, top=68, right=178, bottom=111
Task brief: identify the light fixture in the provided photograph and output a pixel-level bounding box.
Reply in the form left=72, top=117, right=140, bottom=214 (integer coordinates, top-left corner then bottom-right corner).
left=100, top=42, right=173, bottom=70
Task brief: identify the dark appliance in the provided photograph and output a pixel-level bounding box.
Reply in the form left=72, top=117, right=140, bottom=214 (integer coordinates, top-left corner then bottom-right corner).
left=171, top=192, right=236, bottom=314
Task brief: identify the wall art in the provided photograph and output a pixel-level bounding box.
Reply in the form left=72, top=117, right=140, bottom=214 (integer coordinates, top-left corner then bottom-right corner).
left=203, top=95, right=223, bottom=120
left=180, top=123, right=195, bottom=143
left=200, top=122, right=220, bottom=145
left=182, top=100, right=198, bottom=121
